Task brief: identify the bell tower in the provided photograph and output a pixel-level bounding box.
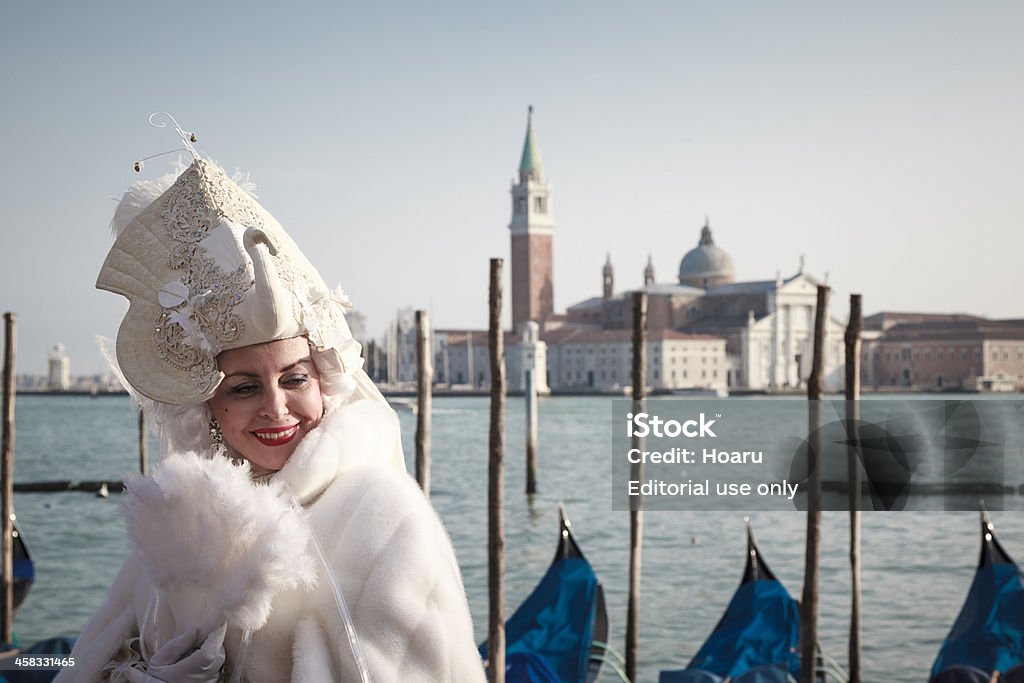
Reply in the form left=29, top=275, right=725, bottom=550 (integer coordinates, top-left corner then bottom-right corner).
left=602, top=253, right=614, bottom=300
left=644, top=254, right=656, bottom=286
left=509, top=106, right=554, bottom=333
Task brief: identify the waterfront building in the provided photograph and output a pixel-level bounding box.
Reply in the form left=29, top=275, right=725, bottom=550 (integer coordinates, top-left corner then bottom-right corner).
left=431, top=329, right=493, bottom=388
left=426, top=325, right=550, bottom=394
left=861, top=314, right=1024, bottom=391
left=381, top=307, right=418, bottom=385
left=420, top=324, right=726, bottom=394
left=544, top=327, right=727, bottom=393
left=47, top=344, right=70, bottom=391
left=15, top=374, right=47, bottom=391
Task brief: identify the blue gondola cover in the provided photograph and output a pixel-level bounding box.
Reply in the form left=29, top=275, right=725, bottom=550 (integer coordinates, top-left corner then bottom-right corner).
left=661, top=523, right=801, bottom=683
left=931, top=512, right=1024, bottom=680
left=686, top=579, right=800, bottom=680
left=481, top=557, right=598, bottom=683
left=931, top=561, right=1024, bottom=677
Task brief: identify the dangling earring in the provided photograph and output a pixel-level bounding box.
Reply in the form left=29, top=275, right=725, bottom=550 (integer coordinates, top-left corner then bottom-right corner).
left=210, top=418, right=225, bottom=452
left=211, top=418, right=245, bottom=465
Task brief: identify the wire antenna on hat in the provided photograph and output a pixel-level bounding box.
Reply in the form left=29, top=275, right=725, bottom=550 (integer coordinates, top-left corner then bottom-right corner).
left=133, top=112, right=200, bottom=172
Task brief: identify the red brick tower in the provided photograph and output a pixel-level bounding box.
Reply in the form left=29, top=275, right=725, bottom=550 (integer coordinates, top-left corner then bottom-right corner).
left=509, top=106, right=554, bottom=333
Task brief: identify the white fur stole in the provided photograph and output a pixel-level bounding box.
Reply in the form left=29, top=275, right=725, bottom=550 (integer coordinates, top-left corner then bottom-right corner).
left=121, top=453, right=316, bottom=639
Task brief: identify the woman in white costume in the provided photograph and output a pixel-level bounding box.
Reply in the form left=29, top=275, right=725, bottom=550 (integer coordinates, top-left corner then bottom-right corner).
left=54, top=154, right=486, bottom=683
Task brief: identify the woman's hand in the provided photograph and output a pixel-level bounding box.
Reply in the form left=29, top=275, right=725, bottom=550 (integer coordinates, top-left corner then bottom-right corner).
left=122, top=623, right=227, bottom=683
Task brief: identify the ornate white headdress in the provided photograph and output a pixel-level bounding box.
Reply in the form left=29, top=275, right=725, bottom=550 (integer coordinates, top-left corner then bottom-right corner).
left=99, top=150, right=362, bottom=405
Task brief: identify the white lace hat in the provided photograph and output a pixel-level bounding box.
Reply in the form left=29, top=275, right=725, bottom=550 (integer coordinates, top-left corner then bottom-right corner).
left=98, top=158, right=362, bottom=405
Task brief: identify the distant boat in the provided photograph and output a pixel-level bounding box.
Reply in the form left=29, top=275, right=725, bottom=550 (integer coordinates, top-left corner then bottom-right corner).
left=480, top=504, right=619, bottom=682
left=659, top=519, right=846, bottom=683
left=963, top=374, right=1018, bottom=393
left=929, top=506, right=1024, bottom=682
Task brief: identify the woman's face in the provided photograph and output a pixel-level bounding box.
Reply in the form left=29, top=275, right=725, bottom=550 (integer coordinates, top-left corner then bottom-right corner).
left=207, top=337, right=323, bottom=475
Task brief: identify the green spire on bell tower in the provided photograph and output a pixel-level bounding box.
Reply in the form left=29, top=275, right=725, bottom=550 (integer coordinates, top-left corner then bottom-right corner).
left=518, top=105, right=544, bottom=182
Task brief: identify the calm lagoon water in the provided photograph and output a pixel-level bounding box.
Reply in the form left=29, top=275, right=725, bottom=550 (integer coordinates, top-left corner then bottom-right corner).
left=9, top=394, right=1024, bottom=682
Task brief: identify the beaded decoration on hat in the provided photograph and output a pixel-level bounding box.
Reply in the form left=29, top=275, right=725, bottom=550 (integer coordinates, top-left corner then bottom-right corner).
left=98, top=114, right=362, bottom=405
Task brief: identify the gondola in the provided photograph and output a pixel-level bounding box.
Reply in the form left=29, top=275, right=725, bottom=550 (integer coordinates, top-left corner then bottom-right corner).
left=929, top=507, right=1024, bottom=683
left=480, top=504, right=617, bottom=682
left=0, top=517, right=66, bottom=683
left=659, top=520, right=846, bottom=683
left=8, top=516, right=34, bottom=613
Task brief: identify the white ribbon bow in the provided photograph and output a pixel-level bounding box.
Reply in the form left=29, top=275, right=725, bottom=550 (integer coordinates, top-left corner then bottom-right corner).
left=158, top=281, right=214, bottom=351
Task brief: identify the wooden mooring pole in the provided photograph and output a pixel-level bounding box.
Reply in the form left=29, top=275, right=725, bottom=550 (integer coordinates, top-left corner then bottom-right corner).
left=487, top=259, right=506, bottom=683
left=1, top=313, right=16, bottom=643
left=626, top=291, right=647, bottom=682
left=845, top=294, right=862, bottom=683
left=138, top=407, right=148, bottom=476
left=801, top=285, right=829, bottom=683
left=525, top=369, right=538, bottom=495
left=415, top=310, right=432, bottom=496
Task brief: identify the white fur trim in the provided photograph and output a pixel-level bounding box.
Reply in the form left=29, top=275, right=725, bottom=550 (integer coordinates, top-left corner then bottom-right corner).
left=122, top=453, right=316, bottom=637
left=276, top=399, right=405, bottom=503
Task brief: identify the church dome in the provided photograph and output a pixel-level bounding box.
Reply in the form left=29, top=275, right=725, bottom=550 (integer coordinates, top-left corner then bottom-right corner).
left=678, top=220, right=735, bottom=289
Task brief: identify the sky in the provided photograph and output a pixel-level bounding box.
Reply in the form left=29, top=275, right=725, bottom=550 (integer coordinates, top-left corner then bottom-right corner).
left=1, top=2, right=1021, bottom=376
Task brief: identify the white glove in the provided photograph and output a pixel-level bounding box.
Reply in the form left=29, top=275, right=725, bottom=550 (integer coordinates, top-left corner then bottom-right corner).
left=122, top=623, right=227, bottom=683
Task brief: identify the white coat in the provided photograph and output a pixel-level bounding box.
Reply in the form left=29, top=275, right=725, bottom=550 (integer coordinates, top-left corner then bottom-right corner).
left=55, top=400, right=486, bottom=683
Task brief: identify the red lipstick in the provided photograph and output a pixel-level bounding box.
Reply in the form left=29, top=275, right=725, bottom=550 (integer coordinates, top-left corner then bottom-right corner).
left=251, top=424, right=300, bottom=446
